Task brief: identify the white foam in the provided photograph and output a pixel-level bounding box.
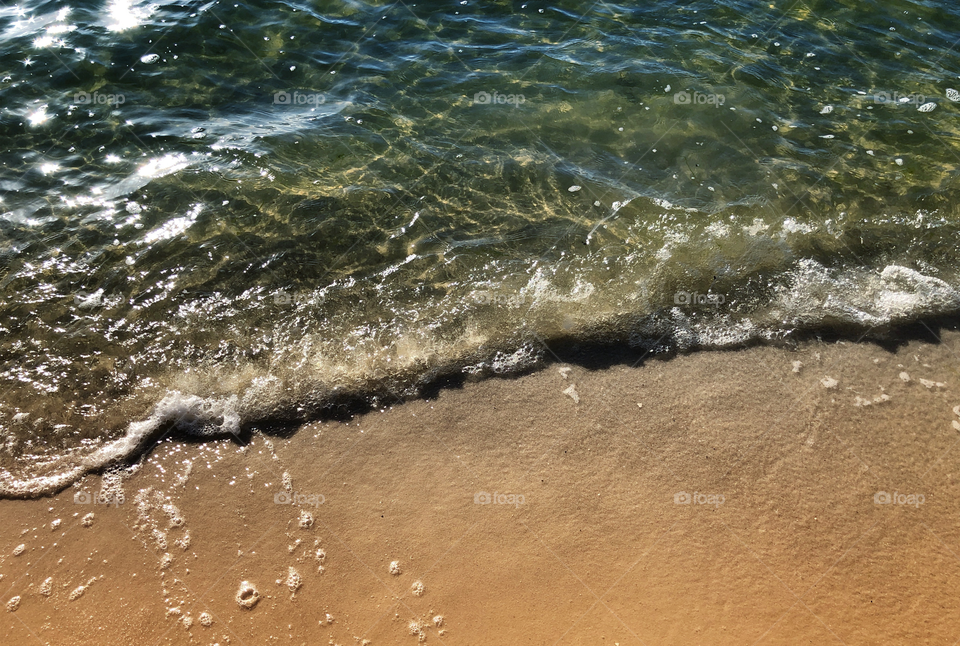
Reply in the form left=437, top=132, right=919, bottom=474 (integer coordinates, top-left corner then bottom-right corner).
left=3, top=255, right=960, bottom=500
left=0, top=391, right=239, bottom=497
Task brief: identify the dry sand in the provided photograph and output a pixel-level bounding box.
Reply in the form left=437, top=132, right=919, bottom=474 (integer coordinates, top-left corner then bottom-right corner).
left=2, top=329, right=960, bottom=645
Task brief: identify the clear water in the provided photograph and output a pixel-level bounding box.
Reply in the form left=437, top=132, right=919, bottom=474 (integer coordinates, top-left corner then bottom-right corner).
left=3, top=0, right=960, bottom=495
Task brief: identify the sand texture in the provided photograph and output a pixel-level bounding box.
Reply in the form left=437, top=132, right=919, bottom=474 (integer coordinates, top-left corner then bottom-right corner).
left=2, top=330, right=960, bottom=644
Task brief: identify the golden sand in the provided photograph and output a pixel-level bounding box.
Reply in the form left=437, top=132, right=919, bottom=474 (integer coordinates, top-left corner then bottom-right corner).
left=2, top=331, right=960, bottom=645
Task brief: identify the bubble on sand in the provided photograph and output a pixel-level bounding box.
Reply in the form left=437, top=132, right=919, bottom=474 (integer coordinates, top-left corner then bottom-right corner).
left=236, top=581, right=260, bottom=609
left=314, top=547, right=326, bottom=573
left=389, top=560, right=402, bottom=576
left=411, top=580, right=424, bottom=597
left=281, top=472, right=293, bottom=492
left=563, top=384, right=580, bottom=403
left=433, top=615, right=444, bottom=627
left=791, top=360, right=802, bottom=373
left=6, top=596, right=20, bottom=612
left=162, top=503, right=185, bottom=528
left=182, top=614, right=193, bottom=629
left=558, top=367, right=571, bottom=379
left=69, top=585, right=87, bottom=601
left=160, top=553, right=174, bottom=569
left=51, top=519, right=61, bottom=531
left=199, top=612, right=213, bottom=627
left=298, top=510, right=314, bottom=529
left=39, top=577, right=52, bottom=596
left=285, top=567, right=302, bottom=595
left=81, top=513, right=95, bottom=527
left=919, top=378, right=944, bottom=389
left=12, top=543, right=25, bottom=556
left=820, top=376, right=838, bottom=389
left=166, top=607, right=181, bottom=617
left=409, top=619, right=426, bottom=641
left=854, top=394, right=891, bottom=407
left=175, top=532, right=191, bottom=550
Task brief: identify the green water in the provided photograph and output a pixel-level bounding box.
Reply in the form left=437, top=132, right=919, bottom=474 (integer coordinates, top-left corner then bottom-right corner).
left=2, top=0, right=960, bottom=495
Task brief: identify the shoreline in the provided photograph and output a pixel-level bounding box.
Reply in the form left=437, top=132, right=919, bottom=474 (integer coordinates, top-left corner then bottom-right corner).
left=6, top=314, right=960, bottom=501
left=2, top=328, right=960, bottom=644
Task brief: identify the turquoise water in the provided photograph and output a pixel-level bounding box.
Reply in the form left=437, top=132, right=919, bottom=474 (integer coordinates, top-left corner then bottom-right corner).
left=3, top=0, right=960, bottom=495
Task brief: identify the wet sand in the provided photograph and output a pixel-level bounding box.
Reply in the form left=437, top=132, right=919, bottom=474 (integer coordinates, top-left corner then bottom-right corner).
left=2, top=329, right=960, bottom=645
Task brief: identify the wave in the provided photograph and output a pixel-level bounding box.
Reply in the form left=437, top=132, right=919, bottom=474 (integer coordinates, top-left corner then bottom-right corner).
left=2, top=260, right=957, bottom=498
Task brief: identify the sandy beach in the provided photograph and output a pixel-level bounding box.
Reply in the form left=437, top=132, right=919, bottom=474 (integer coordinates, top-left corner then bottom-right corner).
left=2, top=326, right=960, bottom=645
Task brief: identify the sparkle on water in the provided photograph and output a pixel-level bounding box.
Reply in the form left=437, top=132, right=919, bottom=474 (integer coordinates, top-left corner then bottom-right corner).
left=1, top=0, right=960, bottom=495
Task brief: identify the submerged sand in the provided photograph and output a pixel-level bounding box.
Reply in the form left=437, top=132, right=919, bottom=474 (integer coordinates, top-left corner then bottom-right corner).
left=2, top=329, right=960, bottom=645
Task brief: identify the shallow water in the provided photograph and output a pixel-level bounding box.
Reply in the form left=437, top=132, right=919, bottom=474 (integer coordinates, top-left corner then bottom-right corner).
left=2, top=0, right=960, bottom=495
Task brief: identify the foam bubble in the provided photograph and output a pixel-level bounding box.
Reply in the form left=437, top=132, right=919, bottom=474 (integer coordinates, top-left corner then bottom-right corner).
left=285, top=567, right=302, bottom=594
left=409, top=619, right=426, bottom=638
left=0, top=392, right=239, bottom=497
left=199, top=612, right=213, bottom=627
left=39, top=577, right=52, bottom=596
left=411, top=580, right=424, bottom=597
left=6, top=596, right=20, bottom=612
left=389, top=561, right=402, bottom=576
left=236, top=581, right=260, bottom=609
left=298, top=510, right=314, bottom=529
